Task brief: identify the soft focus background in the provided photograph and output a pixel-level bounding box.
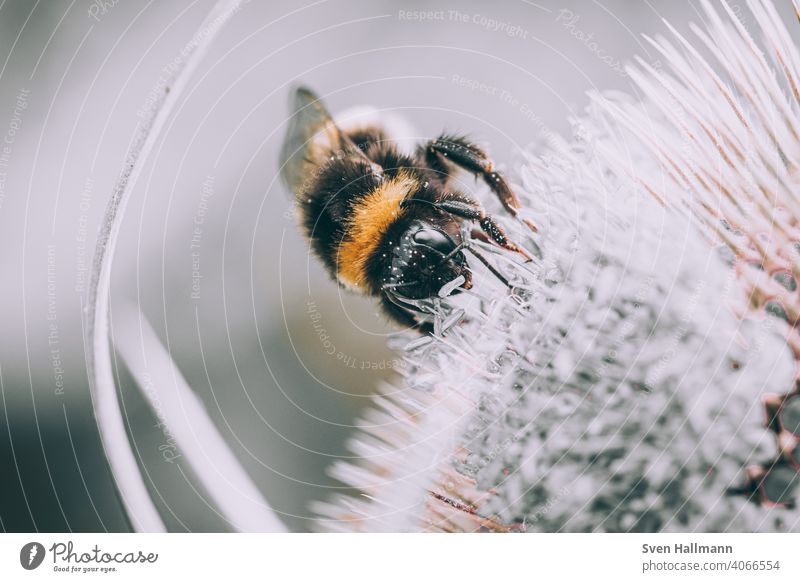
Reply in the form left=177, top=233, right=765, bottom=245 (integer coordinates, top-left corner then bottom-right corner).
left=1, top=0, right=796, bottom=532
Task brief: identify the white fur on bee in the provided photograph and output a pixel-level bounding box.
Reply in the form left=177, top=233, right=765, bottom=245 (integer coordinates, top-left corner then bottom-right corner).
left=336, top=105, right=419, bottom=156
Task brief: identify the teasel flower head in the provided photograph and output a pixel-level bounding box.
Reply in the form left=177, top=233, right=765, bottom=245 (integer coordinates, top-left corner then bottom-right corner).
left=314, top=0, right=800, bottom=532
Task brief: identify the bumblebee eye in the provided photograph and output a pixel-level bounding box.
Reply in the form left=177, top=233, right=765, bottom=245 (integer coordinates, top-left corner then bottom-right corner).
left=412, top=228, right=456, bottom=255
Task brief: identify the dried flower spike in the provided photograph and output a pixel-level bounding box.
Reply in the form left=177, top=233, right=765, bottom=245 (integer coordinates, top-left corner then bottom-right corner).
left=315, top=0, right=800, bottom=532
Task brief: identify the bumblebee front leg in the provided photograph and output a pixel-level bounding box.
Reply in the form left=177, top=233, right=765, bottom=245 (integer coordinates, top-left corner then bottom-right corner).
left=424, top=135, right=537, bottom=232
left=434, top=199, right=532, bottom=262
left=380, top=294, right=434, bottom=334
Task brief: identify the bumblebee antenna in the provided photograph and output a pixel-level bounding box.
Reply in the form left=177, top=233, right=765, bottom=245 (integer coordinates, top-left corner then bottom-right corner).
left=437, top=241, right=468, bottom=264
left=466, top=246, right=513, bottom=289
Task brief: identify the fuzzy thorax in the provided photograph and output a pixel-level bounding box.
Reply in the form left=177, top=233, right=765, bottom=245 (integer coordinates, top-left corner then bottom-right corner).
left=336, top=170, right=417, bottom=290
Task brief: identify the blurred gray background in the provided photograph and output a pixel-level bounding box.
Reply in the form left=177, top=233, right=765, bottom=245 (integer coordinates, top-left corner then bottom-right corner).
left=1, top=0, right=793, bottom=532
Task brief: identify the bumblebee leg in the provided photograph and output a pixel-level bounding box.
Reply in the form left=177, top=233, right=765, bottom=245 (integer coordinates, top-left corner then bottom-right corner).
left=424, top=135, right=537, bottom=232
left=434, top=199, right=533, bottom=262
left=380, top=295, right=434, bottom=334
left=469, top=227, right=491, bottom=244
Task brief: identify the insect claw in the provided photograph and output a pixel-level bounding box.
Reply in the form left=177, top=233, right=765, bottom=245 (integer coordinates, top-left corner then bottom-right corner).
left=522, top=218, right=539, bottom=233
left=509, top=243, right=534, bottom=263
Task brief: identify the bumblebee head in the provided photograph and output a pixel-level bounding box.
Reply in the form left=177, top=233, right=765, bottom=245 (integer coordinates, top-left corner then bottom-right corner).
left=381, top=220, right=472, bottom=301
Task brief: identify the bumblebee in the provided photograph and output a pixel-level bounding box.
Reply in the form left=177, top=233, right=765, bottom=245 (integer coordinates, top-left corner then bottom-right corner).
left=280, top=87, right=534, bottom=331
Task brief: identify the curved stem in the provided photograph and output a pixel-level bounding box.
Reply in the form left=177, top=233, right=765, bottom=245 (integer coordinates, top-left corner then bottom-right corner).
left=86, top=0, right=244, bottom=532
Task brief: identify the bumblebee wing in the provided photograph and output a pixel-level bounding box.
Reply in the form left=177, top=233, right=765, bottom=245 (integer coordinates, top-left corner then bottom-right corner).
left=280, top=87, right=353, bottom=199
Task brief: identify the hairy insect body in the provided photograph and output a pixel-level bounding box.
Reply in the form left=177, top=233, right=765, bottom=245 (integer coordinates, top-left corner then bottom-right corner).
left=281, top=87, right=533, bottom=331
